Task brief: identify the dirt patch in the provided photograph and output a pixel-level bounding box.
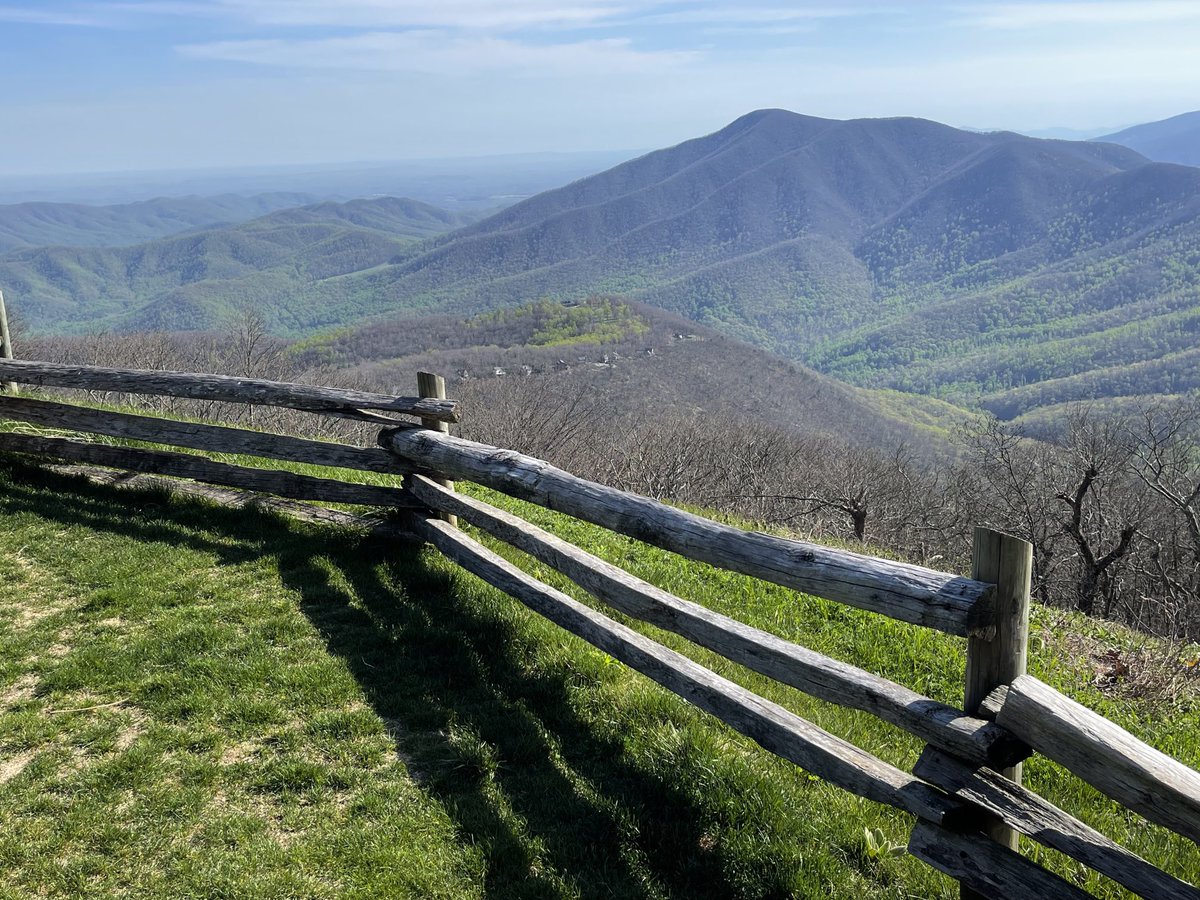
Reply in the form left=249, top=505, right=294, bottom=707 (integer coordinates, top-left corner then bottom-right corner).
left=1, top=674, right=37, bottom=708
left=114, top=723, right=142, bottom=752
left=220, top=741, right=257, bottom=766
left=0, top=750, right=36, bottom=785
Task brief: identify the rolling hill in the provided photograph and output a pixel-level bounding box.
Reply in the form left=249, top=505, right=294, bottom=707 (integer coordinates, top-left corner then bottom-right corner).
left=0, top=192, right=315, bottom=254
left=1095, top=110, right=1200, bottom=167
left=7, top=109, right=1200, bottom=418
left=0, top=196, right=482, bottom=332
left=293, top=296, right=964, bottom=454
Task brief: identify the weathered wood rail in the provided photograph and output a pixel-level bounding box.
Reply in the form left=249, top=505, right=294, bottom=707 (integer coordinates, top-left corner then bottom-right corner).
left=0, top=357, right=459, bottom=424
left=1, top=356, right=1197, bottom=899
left=381, top=426, right=995, bottom=636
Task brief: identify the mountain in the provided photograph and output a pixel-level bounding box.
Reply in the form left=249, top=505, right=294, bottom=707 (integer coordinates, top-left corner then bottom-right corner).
left=1095, top=110, right=1200, bottom=167
left=303, top=110, right=1200, bottom=416
left=9, top=109, right=1200, bottom=419
left=292, top=297, right=960, bottom=453
left=248, top=196, right=480, bottom=237
left=0, top=192, right=315, bottom=254
left=0, top=196, right=482, bottom=332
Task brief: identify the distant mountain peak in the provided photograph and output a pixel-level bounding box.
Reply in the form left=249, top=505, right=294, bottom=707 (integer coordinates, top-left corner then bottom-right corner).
left=1094, top=109, right=1200, bottom=167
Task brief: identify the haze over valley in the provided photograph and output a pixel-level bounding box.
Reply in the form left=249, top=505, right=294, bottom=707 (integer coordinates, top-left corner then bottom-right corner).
left=6, top=107, right=1200, bottom=424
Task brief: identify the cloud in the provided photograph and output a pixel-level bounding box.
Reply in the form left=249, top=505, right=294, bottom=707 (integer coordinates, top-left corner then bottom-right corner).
left=177, top=30, right=699, bottom=74
left=111, top=1, right=885, bottom=32
left=0, top=4, right=103, bottom=25
left=963, top=1, right=1200, bottom=29
left=120, top=0, right=635, bottom=30
left=635, top=5, right=878, bottom=26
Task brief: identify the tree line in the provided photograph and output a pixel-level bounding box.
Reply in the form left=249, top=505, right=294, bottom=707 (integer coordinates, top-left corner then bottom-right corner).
left=458, top=375, right=1200, bottom=641
left=10, top=323, right=1200, bottom=642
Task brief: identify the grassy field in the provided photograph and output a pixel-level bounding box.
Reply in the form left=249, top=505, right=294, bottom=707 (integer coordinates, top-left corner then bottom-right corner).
left=1, top=450, right=1198, bottom=898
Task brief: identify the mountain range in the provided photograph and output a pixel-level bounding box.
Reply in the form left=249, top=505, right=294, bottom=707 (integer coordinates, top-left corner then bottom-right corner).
left=5, top=108, right=1200, bottom=420
left=0, top=197, right=481, bottom=332
left=0, top=192, right=315, bottom=254
left=1096, top=110, right=1200, bottom=167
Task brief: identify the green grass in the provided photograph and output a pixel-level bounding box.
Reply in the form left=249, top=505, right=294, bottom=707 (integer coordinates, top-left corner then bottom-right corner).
left=1, top=452, right=1198, bottom=898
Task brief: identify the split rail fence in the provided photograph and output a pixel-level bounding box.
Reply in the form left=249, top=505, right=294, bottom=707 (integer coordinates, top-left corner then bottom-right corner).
left=0, top=355, right=1198, bottom=899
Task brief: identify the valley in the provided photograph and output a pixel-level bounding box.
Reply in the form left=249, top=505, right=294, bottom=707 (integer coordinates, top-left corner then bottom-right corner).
left=6, top=109, right=1199, bottom=421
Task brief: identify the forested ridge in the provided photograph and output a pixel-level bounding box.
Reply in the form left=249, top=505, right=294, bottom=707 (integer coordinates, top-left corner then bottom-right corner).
left=7, top=109, right=1200, bottom=419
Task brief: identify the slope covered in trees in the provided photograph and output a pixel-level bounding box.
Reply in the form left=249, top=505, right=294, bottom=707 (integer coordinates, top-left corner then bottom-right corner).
left=0, top=192, right=315, bottom=253
left=7, top=109, right=1200, bottom=418
left=0, top=196, right=481, bottom=333
left=1095, top=110, right=1200, bottom=167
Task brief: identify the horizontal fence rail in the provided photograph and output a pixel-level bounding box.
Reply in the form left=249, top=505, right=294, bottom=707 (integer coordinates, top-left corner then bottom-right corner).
left=57, top=464, right=417, bottom=541
left=984, top=674, right=1200, bottom=846
left=381, top=427, right=996, bottom=636
left=407, top=473, right=1025, bottom=768
left=0, top=433, right=420, bottom=509
left=3, top=359, right=1199, bottom=898
left=404, top=510, right=977, bottom=829
left=915, top=747, right=1200, bottom=900
left=909, top=821, right=1094, bottom=899
left=0, top=358, right=460, bottom=424
left=0, top=396, right=412, bottom=476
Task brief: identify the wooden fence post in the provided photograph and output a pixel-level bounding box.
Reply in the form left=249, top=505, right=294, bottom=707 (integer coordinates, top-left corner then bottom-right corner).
left=960, top=526, right=1032, bottom=897
left=416, top=371, right=457, bottom=527
left=0, top=289, right=16, bottom=394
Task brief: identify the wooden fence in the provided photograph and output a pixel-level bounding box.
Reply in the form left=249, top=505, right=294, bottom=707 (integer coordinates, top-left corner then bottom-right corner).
left=0, top=355, right=1197, bottom=899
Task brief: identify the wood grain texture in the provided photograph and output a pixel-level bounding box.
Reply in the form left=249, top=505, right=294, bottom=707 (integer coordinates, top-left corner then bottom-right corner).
left=416, top=372, right=457, bottom=526
left=908, top=821, right=1095, bottom=900
left=52, top=464, right=419, bottom=541
left=916, top=747, right=1199, bottom=900
left=993, top=674, right=1200, bottom=846
left=408, top=473, right=1026, bottom=768
left=405, top=510, right=979, bottom=829
left=963, top=527, right=1032, bottom=867
left=382, top=427, right=995, bottom=636
left=0, top=357, right=460, bottom=423
left=0, top=433, right=420, bottom=508
left=0, top=396, right=411, bottom=476
left=0, top=290, right=14, bottom=394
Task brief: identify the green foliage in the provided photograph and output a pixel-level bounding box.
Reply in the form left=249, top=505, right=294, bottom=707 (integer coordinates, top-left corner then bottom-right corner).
left=467, top=297, right=649, bottom=347
left=8, top=110, right=1200, bottom=421
left=0, top=193, right=316, bottom=255
left=1, top=450, right=1198, bottom=896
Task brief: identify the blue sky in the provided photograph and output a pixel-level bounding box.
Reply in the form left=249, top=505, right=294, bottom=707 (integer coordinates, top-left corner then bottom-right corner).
left=1, top=1, right=1199, bottom=174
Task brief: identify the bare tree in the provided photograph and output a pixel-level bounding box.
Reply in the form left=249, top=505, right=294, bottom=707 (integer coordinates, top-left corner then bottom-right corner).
left=1055, top=410, right=1141, bottom=617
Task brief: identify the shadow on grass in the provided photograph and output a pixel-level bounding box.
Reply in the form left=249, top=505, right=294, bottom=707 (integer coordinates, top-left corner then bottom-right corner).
left=1, top=457, right=779, bottom=900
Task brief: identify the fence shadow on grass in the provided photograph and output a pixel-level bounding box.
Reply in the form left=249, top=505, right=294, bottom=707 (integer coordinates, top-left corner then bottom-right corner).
left=282, top=536, right=800, bottom=900
left=0, top=457, right=797, bottom=900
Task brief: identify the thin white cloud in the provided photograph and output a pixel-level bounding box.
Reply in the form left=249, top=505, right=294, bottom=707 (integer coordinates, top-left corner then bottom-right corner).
left=121, top=0, right=635, bottom=30
left=636, top=5, right=878, bottom=26
left=965, top=1, right=1200, bottom=29
left=108, top=1, right=884, bottom=32
left=177, top=30, right=698, bottom=74
left=0, top=4, right=102, bottom=25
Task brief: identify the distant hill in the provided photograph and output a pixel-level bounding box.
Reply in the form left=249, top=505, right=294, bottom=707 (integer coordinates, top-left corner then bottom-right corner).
left=1095, top=110, right=1200, bottom=166
left=249, top=196, right=480, bottom=237
left=0, top=192, right=315, bottom=254
left=0, top=197, right=482, bottom=332
left=295, top=297, right=959, bottom=453
left=9, top=109, right=1200, bottom=419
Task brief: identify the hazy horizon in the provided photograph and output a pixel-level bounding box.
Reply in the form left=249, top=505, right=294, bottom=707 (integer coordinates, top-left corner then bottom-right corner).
left=2, top=1, right=1198, bottom=177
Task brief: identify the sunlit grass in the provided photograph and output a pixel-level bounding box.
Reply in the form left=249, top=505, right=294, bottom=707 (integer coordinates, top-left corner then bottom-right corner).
left=1, top=450, right=1197, bottom=898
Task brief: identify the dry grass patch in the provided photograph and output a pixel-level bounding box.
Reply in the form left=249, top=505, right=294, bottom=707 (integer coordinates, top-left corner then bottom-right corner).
left=0, top=749, right=36, bottom=785
left=2, top=674, right=37, bottom=708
